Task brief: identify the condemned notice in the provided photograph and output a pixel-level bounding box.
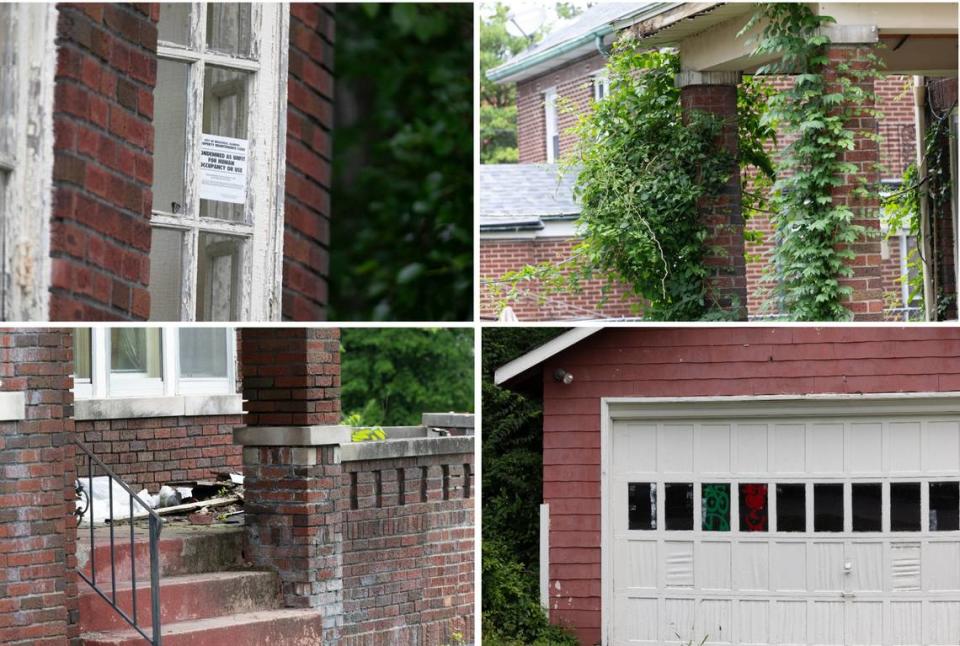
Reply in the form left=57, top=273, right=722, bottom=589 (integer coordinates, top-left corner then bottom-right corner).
left=199, top=134, right=248, bottom=204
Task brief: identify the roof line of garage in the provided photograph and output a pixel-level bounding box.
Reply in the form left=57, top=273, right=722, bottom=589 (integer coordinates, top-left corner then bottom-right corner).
left=494, top=327, right=601, bottom=385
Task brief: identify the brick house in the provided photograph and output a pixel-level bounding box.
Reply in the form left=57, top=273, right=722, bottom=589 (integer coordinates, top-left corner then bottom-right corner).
left=0, top=327, right=475, bottom=644
left=481, top=2, right=959, bottom=322
left=0, top=3, right=333, bottom=322
left=495, top=326, right=960, bottom=646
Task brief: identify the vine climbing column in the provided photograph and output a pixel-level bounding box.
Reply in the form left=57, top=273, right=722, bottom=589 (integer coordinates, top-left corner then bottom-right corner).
left=823, top=29, right=884, bottom=320
left=677, top=70, right=748, bottom=319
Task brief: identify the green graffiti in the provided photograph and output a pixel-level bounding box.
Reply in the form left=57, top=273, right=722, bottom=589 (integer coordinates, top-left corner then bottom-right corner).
left=702, top=484, right=730, bottom=531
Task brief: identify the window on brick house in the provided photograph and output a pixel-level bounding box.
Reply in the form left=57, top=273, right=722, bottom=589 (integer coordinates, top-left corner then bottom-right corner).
left=544, top=87, right=558, bottom=163
left=593, top=72, right=609, bottom=102
left=72, top=327, right=235, bottom=399
left=881, top=180, right=923, bottom=321
left=150, top=3, right=289, bottom=321
left=0, top=4, right=56, bottom=320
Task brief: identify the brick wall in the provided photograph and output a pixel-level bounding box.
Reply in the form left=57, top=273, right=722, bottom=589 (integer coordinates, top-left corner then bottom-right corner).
left=74, top=414, right=243, bottom=492
left=340, top=453, right=474, bottom=645
left=479, top=238, right=638, bottom=320
left=0, top=329, right=78, bottom=644
left=51, top=3, right=157, bottom=321
left=538, top=326, right=960, bottom=645
left=516, top=53, right=605, bottom=163
left=284, top=3, right=335, bottom=321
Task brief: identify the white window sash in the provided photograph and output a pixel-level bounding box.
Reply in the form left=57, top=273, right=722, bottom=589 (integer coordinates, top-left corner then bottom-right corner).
left=544, top=87, right=558, bottom=163
left=152, top=2, right=289, bottom=321
left=74, top=326, right=235, bottom=400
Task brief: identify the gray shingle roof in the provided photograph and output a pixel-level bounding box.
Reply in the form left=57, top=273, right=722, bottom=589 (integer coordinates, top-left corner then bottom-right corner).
left=479, top=164, right=580, bottom=230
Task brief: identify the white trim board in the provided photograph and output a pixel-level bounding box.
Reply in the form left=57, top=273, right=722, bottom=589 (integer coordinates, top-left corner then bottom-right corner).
left=494, top=327, right=600, bottom=385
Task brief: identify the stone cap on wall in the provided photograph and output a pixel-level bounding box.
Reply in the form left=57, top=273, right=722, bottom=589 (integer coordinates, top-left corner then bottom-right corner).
left=422, top=412, right=475, bottom=433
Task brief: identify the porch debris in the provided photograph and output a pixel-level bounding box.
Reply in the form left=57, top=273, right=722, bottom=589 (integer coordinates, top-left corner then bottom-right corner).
left=75, top=477, right=152, bottom=525
left=154, top=495, right=241, bottom=517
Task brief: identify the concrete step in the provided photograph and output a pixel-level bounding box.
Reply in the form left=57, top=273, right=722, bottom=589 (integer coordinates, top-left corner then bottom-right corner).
left=77, top=525, right=244, bottom=581
left=78, top=570, right=281, bottom=633
left=79, top=608, right=325, bottom=646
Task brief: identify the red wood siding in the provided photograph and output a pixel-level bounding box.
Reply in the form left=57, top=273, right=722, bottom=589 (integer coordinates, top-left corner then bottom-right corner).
left=540, top=326, right=960, bottom=644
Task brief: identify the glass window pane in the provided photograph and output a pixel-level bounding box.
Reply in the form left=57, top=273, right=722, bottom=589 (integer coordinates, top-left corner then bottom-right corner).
left=702, top=483, right=730, bottom=531
left=814, top=484, right=844, bottom=532
left=206, top=3, right=252, bottom=57
left=852, top=483, right=882, bottom=532
left=74, top=329, right=91, bottom=380
left=891, top=482, right=921, bottom=531
left=776, top=484, right=806, bottom=532
left=930, top=482, right=960, bottom=531
left=196, top=232, right=241, bottom=321
left=179, top=328, right=228, bottom=378
left=148, top=227, right=183, bottom=321
left=739, top=483, right=768, bottom=532
left=153, top=60, right=189, bottom=215
left=664, top=483, right=693, bottom=531
left=200, top=66, right=250, bottom=222
left=111, top=328, right=162, bottom=377
left=158, top=3, right=191, bottom=47
left=628, top=483, right=655, bottom=531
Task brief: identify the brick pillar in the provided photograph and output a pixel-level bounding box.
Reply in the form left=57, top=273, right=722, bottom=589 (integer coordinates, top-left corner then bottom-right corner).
left=0, top=330, right=77, bottom=644
left=237, top=328, right=344, bottom=643
left=677, top=70, right=747, bottom=319
left=822, top=40, right=884, bottom=320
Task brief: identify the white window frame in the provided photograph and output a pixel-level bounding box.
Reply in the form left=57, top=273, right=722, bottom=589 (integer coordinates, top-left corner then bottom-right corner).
left=151, top=3, right=289, bottom=321
left=74, top=326, right=236, bottom=400
left=593, top=71, right=609, bottom=102
left=544, top=87, right=558, bottom=163
left=0, top=4, right=56, bottom=321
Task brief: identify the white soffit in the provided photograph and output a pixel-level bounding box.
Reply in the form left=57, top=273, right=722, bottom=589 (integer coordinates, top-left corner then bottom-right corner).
left=494, top=327, right=601, bottom=386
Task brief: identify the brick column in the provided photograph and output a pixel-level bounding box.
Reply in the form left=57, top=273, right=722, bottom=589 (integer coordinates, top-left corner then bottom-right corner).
left=677, top=70, right=747, bottom=319
left=0, top=330, right=77, bottom=644
left=238, top=328, right=344, bottom=642
left=823, top=39, right=884, bottom=320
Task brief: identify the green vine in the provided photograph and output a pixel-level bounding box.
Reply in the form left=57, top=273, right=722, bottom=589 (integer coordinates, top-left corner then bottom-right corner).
left=744, top=3, right=884, bottom=320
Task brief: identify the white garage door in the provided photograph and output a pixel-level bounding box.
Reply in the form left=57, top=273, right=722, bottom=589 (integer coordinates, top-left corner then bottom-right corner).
left=603, top=396, right=960, bottom=646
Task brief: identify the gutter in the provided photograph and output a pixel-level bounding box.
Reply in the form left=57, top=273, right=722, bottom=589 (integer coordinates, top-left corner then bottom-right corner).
left=487, top=3, right=673, bottom=83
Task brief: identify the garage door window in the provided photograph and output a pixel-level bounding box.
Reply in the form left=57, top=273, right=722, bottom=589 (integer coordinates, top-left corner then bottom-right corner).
left=664, top=483, right=693, bottom=530
left=891, top=482, right=921, bottom=531
left=701, top=483, right=730, bottom=531
left=150, top=2, right=288, bottom=321
left=739, top=483, right=768, bottom=532
left=627, top=482, right=656, bottom=530
left=930, top=481, right=960, bottom=531
left=813, top=483, right=844, bottom=532
left=852, top=482, right=882, bottom=531
left=776, top=483, right=806, bottom=532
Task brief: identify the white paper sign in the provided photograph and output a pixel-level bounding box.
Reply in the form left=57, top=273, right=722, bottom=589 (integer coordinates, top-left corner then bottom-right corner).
left=199, top=134, right=248, bottom=204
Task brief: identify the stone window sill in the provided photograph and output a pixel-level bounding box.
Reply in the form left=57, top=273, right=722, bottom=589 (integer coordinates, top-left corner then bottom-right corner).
left=74, top=394, right=243, bottom=421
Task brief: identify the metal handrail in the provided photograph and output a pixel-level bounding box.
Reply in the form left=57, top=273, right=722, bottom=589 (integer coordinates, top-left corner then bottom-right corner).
left=74, top=441, right=163, bottom=645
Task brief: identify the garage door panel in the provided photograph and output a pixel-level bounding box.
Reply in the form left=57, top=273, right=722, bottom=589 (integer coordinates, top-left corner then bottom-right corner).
left=698, top=541, right=732, bottom=590
left=612, top=423, right=657, bottom=474
left=923, top=421, right=960, bottom=473
left=660, top=424, right=694, bottom=473
left=663, top=541, right=694, bottom=588
left=846, top=542, right=883, bottom=592
left=809, top=542, right=844, bottom=591
left=771, top=541, right=807, bottom=591
left=695, top=423, right=731, bottom=474
left=889, top=601, right=923, bottom=645
left=733, top=542, right=769, bottom=591
left=924, top=542, right=960, bottom=591
left=735, top=424, right=768, bottom=474
left=891, top=542, right=922, bottom=591
left=808, top=423, right=845, bottom=473
left=771, top=600, right=807, bottom=645
left=846, top=423, right=883, bottom=474
left=845, top=601, right=882, bottom=645
left=926, top=601, right=960, bottom=645
left=663, top=598, right=695, bottom=643
left=696, top=599, right=732, bottom=645
left=810, top=601, right=845, bottom=645
left=885, top=422, right=922, bottom=473
left=772, top=423, right=806, bottom=473
left=612, top=595, right=657, bottom=643
left=618, top=539, right=657, bottom=590
left=738, top=599, right=769, bottom=645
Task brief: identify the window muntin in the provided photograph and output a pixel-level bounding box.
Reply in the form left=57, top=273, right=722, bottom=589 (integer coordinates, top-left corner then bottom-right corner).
left=73, top=327, right=235, bottom=398
left=813, top=483, right=844, bottom=532
left=150, top=2, right=287, bottom=321
left=890, top=482, right=921, bottom=532
left=930, top=482, right=960, bottom=531
left=701, top=483, right=730, bottom=531
left=544, top=87, right=558, bottom=164
left=739, top=483, right=768, bottom=532
left=776, top=483, right=806, bottom=532
left=628, top=482, right=656, bottom=530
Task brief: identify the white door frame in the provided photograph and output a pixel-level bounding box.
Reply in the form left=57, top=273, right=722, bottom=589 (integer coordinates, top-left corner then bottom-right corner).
left=600, top=392, right=960, bottom=645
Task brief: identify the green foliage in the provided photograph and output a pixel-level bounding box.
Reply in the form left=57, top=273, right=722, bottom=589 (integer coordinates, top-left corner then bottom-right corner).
left=340, top=328, right=473, bottom=426
left=482, top=328, right=577, bottom=645
left=744, top=3, right=883, bottom=320
left=331, top=4, right=473, bottom=321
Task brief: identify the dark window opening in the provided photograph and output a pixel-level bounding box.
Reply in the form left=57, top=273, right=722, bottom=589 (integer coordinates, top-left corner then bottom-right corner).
left=891, top=482, right=921, bottom=531
left=930, top=482, right=960, bottom=531
left=739, top=483, right=768, bottom=532
left=776, top=483, right=806, bottom=532
left=628, top=482, right=656, bottom=530
left=702, top=483, right=730, bottom=532
left=852, top=483, right=882, bottom=532
left=664, top=483, right=693, bottom=530
left=814, top=483, right=844, bottom=532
